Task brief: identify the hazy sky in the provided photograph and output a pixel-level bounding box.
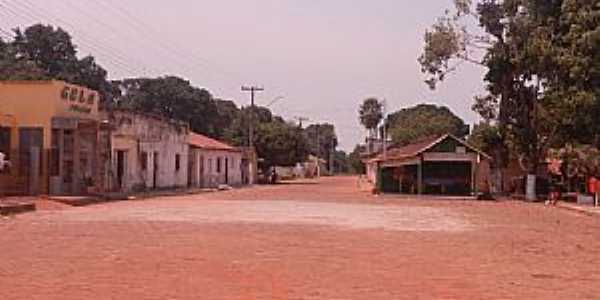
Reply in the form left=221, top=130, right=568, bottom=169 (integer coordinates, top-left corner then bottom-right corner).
left=0, top=0, right=486, bottom=151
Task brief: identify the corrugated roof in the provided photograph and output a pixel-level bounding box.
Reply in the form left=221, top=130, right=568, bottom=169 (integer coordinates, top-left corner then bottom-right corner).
left=188, top=132, right=239, bottom=151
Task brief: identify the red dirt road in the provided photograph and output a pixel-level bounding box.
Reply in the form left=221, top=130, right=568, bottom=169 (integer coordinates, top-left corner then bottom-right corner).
left=1, top=176, right=600, bottom=299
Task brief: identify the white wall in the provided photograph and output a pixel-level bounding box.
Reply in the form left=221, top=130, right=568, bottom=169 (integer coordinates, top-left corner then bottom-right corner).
left=110, top=111, right=189, bottom=192
left=190, top=148, right=243, bottom=188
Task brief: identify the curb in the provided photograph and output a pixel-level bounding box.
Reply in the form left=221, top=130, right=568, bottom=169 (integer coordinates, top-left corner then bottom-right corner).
left=556, top=203, right=600, bottom=217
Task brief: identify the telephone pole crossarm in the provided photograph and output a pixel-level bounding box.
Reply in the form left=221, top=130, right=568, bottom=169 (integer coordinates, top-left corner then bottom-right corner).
left=241, top=86, right=265, bottom=149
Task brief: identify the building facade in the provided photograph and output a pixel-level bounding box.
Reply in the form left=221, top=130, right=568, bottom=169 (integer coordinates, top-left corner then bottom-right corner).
left=188, top=133, right=243, bottom=188
left=0, top=80, right=102, bottom=196
left=106, top=110, right=190, bottom=193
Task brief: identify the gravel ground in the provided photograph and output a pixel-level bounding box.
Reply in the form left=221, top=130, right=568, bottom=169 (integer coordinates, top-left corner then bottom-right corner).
left=1, top=176, right=599, bottom=299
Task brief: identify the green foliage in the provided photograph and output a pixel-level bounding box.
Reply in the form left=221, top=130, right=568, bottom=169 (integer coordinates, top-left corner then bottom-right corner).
left=348, top=145, right=366, bottom=174
left=304, top=123, right=338, bottom=161
left=386, top=104, right=469, bottom=146
left=255, top=120, right=309, bottom=170
left=359, top=98, right=383, bottom=137
left=116, top=76, right=218, bottom=137
left=549, top=144, right=600, bottom=178
left=332, top=150, right=350, bottom=174
left=1, top=24, right=114, bottom=103
left=420, top=0, right=600, bottom=176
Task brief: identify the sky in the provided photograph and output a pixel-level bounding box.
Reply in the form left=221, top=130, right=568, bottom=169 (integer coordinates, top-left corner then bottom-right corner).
left=0, top=0, right=486, bottom=151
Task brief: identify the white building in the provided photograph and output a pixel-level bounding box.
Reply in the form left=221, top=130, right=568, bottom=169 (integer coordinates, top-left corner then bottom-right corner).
left=107, top=110, right=189, bottom=192
left=187, top=132, right=243, bottom=188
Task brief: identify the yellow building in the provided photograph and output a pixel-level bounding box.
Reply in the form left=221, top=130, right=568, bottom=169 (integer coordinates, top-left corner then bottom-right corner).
left=0, top=80, right=102, bottom=195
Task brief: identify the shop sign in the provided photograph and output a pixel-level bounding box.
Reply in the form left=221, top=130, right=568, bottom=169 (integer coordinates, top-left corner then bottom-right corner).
left=60, top=85, right=96, bottom=114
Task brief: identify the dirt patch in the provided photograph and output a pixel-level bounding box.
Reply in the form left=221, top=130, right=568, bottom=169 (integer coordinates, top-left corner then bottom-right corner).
left=59, top=200, right=473, bottom=232
left=1, top=177, right=600, bottom=300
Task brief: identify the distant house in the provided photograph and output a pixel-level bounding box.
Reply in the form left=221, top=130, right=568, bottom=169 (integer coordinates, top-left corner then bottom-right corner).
left=187, top=133, right=243, bottom=188
left=364, top=134, right=491, bottom=196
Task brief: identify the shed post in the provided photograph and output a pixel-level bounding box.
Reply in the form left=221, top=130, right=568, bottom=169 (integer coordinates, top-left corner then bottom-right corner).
left=417, top=155, right=423, bottom=195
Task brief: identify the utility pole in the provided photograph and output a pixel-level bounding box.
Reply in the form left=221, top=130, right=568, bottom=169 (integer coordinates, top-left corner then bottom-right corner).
left=382, top=98, right=387, bottom=160
left=241, top=86, right=264, bottom=149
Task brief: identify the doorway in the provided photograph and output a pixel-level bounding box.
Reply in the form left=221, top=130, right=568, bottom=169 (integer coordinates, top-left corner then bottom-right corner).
left=116, top=150, right=126, bottom=189
left=153, top=152, right=159, bottom=189
left=225, top=158, right=229, bottom=185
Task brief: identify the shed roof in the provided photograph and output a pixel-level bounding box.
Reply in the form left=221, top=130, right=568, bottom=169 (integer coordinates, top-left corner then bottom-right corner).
left=188, top=132, right=239, bottom=151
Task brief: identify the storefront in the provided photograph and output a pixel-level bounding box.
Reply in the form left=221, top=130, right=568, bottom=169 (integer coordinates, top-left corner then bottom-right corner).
left=0, top=80, right=102, bottom=196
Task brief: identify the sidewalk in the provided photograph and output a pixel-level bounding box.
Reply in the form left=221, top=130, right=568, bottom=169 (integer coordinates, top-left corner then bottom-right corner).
left=556, top=202, right=600, bottom=217
left=0, top=197, right=37, bottom=216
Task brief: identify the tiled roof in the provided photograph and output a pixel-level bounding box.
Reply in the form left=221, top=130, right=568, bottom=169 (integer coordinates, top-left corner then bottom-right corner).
left=367, top=134, right=490, bottom=163
left=188, top=132, right=238, bottom=151
left=379, top=135, right=446, bottom=161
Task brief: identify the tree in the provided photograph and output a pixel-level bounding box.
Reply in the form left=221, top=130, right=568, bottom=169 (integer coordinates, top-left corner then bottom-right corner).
left=3, top=24, right=115, bottom=103
left=348, top=145, right=366, bottom=174
left=223, top=105, right=274, bottom=147
left=386, top=104, right=469, bottom=146
left=254, top=120, right=309, bottom=175
left=115, top=76, right=219, bottom=136
left=359, top=98, right=383, bottom=139
left=12, top=24, right=77, bottom=77
left=304, top=123, right=338, bottom=171
left=419, top=0, right=599, bottom=200
left=332, top=150, right=350, bottom=174
left=0, top=37, right=47, bottom=80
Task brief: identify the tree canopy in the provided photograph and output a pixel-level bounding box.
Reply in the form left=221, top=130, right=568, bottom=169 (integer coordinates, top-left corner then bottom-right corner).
left=386, top=104, right=469, bottom=146
left=1, top=24, right=115, bottom=103
left=359, top=98, right=383, bottom=138
left=255, top=120, right=309, bottom=171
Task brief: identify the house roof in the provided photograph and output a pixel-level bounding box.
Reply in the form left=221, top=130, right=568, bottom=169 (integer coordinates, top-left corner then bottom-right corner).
left=188, top=132, right=239, bottom=151
left=367, top=133, right=490, bottom=163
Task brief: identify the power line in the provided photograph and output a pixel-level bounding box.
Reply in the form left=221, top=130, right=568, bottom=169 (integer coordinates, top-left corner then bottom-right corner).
left=2, top=0, right=157, bottom=76
left=55, top=0, right=197, bottom=77
left=13, top=0, right=154, bottom=75
left=96, top=0, right=245, bottom=82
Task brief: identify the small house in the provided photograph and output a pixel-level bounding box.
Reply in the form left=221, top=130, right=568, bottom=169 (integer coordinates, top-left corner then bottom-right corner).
left=187, top=133, right=243, bottom=188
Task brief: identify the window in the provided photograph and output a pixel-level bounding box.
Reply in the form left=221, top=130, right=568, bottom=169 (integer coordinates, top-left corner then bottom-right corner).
left=217, top=157, right=222, bottom=173
left=140, top=152, right=148, bottom=171
left=208, top=158, right=213, bottom=173
left=231, top=157, right=235, bottom=169
left=175, top=154, right=181, bottom=172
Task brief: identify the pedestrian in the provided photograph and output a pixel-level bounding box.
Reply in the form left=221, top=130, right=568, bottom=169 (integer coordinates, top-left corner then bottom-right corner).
left=545, top=181, right=561, bottom=206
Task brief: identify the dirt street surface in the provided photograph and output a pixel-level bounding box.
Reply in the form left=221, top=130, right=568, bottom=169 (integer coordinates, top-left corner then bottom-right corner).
left=1, top=177, right=599, bottom=299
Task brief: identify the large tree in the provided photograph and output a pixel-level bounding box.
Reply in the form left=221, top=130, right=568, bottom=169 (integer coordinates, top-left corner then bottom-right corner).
left=359, top=98, right=383, bottom=139
left=0, top=37, right=47, bottom=80
left=304, top=123, right=338, bottom=171
left=2, top=24, right=115, bottom=103
left=116, top=76, right=219, bottom=137
left=419, top=0, right=599, bottom=200
left=254, top=120, right=309, bottom=174
left=386, top=104, right=469, bottom=146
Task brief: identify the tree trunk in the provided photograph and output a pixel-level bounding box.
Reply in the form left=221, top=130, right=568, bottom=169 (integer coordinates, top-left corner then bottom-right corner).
left=526, top=174, right=537, bottom=201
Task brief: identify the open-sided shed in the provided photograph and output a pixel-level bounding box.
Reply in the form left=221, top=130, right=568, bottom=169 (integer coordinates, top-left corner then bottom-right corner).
left=365, top=134, right=491, bottom=196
